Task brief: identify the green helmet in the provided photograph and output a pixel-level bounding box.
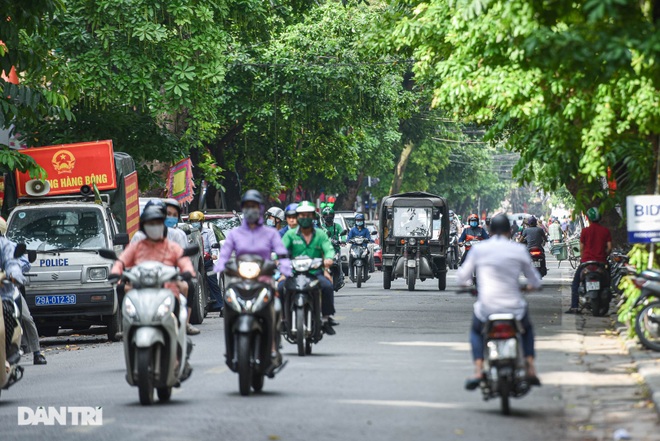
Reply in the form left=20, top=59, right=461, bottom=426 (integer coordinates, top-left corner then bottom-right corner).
left=586, top=207, right=601, bottom=222
left=296, top=201, right=316, bottom=213
left=321, top=206, right=334, bottom=216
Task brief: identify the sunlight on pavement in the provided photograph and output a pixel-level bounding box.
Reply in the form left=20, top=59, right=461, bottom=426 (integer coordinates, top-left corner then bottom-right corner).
left=379, top=341, right=470, bottom=350
left=338, top=399, right=465, bottom=410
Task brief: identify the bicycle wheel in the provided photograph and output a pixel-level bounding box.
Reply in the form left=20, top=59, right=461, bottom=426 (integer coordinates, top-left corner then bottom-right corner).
left=569, top=256, right=578, bottom=269
left=634, top=300, right=660, bottom=352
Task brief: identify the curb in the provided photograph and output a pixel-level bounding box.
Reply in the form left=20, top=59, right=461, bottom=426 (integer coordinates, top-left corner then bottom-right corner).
left=616, top=324, right=660, bottom=417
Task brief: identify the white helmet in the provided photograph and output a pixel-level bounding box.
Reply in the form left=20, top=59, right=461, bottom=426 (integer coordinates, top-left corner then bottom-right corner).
left=266, top=207, right=285, bottom=222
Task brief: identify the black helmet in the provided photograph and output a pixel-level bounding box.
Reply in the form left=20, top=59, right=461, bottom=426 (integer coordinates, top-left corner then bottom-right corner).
left=489, top=214, right=511, bottom=235
left=528, top=216, right=537, bottom=227
left=140, top=205, right=166, bottom=225
left=241, top=189, right=263, bottom=206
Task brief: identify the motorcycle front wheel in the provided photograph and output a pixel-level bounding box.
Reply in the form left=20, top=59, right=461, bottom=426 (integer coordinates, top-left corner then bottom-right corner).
left=407, top=269, right=416, bottom=291
left=137, top=347, right=155, bottom=405
left=252, top=371, right=265, bottom=392
left=500, top=382, right=511, bottom=415
left=296, top=306, right=305, bottom=356
left=635, top=301, right=660, bottom=352
left=237, top=334, right=252, bottom=396
left=356, top=266, right=363, bottom=289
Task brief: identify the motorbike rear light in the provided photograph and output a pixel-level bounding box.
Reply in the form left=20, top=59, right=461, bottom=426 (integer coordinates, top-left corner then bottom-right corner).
left=400, top=239, right=406, bottom=244
left=530, top=250, right=542, bottom=257
left=488, top=323, right=516, bottom=339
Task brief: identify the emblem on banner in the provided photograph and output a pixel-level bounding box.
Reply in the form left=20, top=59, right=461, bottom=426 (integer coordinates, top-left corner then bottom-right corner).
left=52, top=150, right=76, bottom=174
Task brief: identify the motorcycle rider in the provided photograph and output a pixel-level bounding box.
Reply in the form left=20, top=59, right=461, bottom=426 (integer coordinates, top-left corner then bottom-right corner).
left=0, top=217, right=46, bottom=365
left=519, top=216, right=548, bottom=276
left=279, top=203, right=299, bottom=238
left=457, top=214, right=542, bottom=390
left=548, top=217, right=563, bottom=244
left=346, top=213, right=375, bottom=280
left=281, top=201, right=338, bottom=334
left=484, top=217, right=492, bottom=235
left=321, top=206, right=345, bottom=290
left=448, top=210, right=462, bottom=236
left=214, top=190, right=291, bottom=367
left=187, top=211, right=223, bottom=316
left=111, top=206, right=198, bottom=335
left=266, top=207, right=285, bottom=230
left=566, top=208, right=612, bottom=314
left=458, top=214, right=489, bottom=265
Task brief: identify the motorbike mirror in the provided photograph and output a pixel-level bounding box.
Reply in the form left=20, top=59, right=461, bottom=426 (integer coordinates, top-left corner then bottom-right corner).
left=178, top=223, right=193, bottom=235
left=182, top=245, right=200, bottom=257
left=211, top=243, right=220, bottom=249
left=98, top=248, right=119, bottom=260
left=27, top=250, right=37, bottom=263
left=341, top=229, right=348, bottom=235
left=13, top=243, right=26, bottom=258
left=113, top=233, right=129, bottom=246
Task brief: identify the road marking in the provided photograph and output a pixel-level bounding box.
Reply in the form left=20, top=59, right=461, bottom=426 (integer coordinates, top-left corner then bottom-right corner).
left=352, top=308, right=364, bottom=312
left=379, top=341, right=470, bottom=350
left=205, top=365, right=229, bottom=375
left=338, top=399, right=464, bottom=409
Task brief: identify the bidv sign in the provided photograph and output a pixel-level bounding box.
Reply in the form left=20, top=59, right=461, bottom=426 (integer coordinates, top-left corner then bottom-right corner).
left=627, top=195, right=660, bottom=243
left=18, top=406, right=103, bottom=426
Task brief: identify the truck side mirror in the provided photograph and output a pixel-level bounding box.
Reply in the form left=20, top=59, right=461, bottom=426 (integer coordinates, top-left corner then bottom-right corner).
left=114, top=233, right=129, bottom=246
left=27, top=250, right=37, bottom=263
left=13, top=243, right=26, bottom=259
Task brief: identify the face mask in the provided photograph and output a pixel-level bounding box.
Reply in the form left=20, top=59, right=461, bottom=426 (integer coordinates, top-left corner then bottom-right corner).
left=298, top=217, right=313, bottom=229
left=356, top=221, right=364, bottom=227
left=164, top=217, right=178, bottom=228
left=144, top=224, right=164, bottom=240
left=244, top=208, right=260, bottom=224
left=191, top=222, right=202, bottom=230
left=266, top=218, right=276, bottom=227
left=469, top=221, right=478, bottom=228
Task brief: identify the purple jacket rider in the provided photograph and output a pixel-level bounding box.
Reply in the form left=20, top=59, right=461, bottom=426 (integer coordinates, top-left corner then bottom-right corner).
left=214, top=210, right=292, bottom=277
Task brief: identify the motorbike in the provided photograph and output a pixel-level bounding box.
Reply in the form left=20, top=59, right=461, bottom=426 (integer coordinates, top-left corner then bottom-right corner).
left=448, top=232, right=460, bottom=270
left=0, top=244, right=28, bottom=399
left=577, top=261, right=611, bottom=317
left=99, top=247, right=197, bottom=405
left=349, top=237, right=370, bottom=288
left=629, top=268, right=660, bottom=352
left=283, top=256, right=325, bottom=356
left=528, top=247, right=547, bottom=278
left=458, top=286, right=536, bottom=415
left=223, top=254, right=284, bottom=396
left=608, top=251, right=629, bottom=298
left=329, top=238, right=344, bottom=292
left=459, top=239, right=482, bottom=286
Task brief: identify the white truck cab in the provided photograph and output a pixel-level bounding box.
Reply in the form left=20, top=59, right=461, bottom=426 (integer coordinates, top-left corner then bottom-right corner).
left=6, top=195, right=128, bottom=340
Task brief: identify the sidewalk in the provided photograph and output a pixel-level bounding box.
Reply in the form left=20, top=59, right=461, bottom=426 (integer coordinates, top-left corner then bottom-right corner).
left=554, top=263, right=660, bottom=440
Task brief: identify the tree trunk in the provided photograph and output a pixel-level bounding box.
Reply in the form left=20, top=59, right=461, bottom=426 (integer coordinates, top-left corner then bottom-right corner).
left=336, top=172, right=365, bottom=211
left=390, top=141, right=415, bottom=195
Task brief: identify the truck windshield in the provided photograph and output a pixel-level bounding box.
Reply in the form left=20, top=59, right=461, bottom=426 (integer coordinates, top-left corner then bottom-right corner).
left=7, top=207, right=108, bottom=251
left=393, top=207, right=432, bottom=237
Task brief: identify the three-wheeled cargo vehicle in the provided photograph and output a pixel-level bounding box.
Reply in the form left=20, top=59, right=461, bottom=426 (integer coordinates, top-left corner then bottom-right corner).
left=379, top=192, right=449, bottom=291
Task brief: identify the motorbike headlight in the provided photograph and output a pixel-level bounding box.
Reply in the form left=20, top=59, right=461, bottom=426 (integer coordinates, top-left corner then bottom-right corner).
left=362, top=249, right=369, bottom=257
left=123, top=297, right=139, bottom=320
left=225, top=288, right=242, bottom=312
left=238, top=261, right=261, bottom=279
left=292, top=257, right=313, bottom=272
left=88, top=267, right=108, bottom=281
left=154, top=296, right=173, bottom=320
left=408, top=238, right=416, bottom=246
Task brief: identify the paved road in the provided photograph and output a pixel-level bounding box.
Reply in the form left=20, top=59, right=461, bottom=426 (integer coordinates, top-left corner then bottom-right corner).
left=0, top=267, right=569, bottom=440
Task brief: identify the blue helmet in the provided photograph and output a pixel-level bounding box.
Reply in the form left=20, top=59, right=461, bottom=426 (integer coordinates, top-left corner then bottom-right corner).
left=285, top=203, right=299, bottom=217
left=355, top=213, right=365, bottom=221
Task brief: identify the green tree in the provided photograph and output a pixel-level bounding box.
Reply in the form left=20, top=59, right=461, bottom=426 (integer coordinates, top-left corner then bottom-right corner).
left=371, top=0, right=660, bottom=239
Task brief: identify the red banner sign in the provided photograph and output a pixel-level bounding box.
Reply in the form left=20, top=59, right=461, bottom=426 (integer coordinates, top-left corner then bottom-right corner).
left=16, top=140, right=117, bottom=197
